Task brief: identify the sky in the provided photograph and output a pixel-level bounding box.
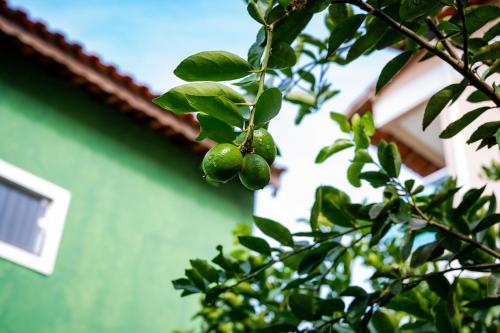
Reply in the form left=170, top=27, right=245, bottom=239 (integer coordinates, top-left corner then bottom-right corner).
left=8, top=0, right=417, bottom=233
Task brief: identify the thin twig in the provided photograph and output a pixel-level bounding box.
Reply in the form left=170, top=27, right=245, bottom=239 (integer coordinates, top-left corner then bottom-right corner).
left=395, top=181, right=500, bottom=260
left=456, top=0, right=469, bottom=70
left=403, top=263, right=500, bottom=280
left=425, top=17, right=460, bottom=60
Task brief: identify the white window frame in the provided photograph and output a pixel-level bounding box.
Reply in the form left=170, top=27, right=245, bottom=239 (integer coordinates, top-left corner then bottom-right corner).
left=0, top=159, right=71, bottom=275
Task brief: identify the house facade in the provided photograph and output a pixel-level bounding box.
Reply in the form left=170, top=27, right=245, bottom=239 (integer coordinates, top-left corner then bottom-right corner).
left=0, top=2, right=258, bottom=332
left=347, top=24, right=499, bottom=196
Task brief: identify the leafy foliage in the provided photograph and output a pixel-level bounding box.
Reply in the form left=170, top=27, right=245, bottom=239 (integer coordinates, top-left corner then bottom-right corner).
left=153, top=0, right=500, bottom=332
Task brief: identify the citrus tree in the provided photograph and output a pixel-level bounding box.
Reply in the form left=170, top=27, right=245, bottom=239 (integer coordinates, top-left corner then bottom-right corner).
left=153, top=0, right=500, bottom=332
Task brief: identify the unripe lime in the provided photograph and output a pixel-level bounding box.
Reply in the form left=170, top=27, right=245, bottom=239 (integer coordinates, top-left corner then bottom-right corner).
left=238, top=154, right=270, bottom=190
left=236, top=128, right=277, bottom=165
left=202, top=143, right=242, bottom=182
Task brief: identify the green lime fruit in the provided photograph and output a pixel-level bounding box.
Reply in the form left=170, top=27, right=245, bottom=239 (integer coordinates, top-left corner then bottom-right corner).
left=238, top=154, right=270, bottom=190
left=236, top=128, right=277, bottom=165
left=202, top=143, right=243, bottom=182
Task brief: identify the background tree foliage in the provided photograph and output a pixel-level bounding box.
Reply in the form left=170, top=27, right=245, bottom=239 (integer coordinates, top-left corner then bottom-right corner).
left=154, top=0, right=500, bottom=332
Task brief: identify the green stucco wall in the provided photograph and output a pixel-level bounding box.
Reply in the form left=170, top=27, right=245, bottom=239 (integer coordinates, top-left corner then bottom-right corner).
left=0, top=48, right=253, bottom=332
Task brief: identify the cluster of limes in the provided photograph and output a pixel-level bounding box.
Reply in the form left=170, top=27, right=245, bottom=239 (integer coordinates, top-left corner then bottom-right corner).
left=202, top=128, right=277, bottom=190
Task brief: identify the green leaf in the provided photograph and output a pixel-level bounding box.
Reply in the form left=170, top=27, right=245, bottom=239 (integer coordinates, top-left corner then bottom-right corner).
left=427, top=275, right=450, bottom=300
left=473, top=42, right=500, bottom=63
left=248, top=28, right=266, bottom=68
left=376, top=51, right=413, bottom=93
left=185, top=95, right=244, bottom=128
left=399, top=0, right=441, bottom=21
left=361, top=112, right=376, bottom=136
left=315, top=139, right=353, bottom=163
left=196, top=114, right=237, bottom=143
left=439, top=107, right=490, bottom=139
left=410, top=242, right=443, bottom=268
left=451, top=5, right=500, bottom=35
left=298, top=241, right=339, bottom=274
left=254, top=88, right=282, bottom=125
left=467, top=90, right=489, bottom=103
left=369, top=203, right=385, bottom=219
left=172, top=278, right=201, bottom=294
left=472, top=214, right=500, bottom=233
left=359, top=171, right=390, bottom=188
left=185, top=268, right=207, bottom=291
left=341, top=286, right=367, bottom=297
left=328, top=14, right=365, bottom=55
left=371, top=310, right=395, bottom=333
left=465, top=297, right=500, bottom=309
left=310, top=187, right=323, bottom=231
left=278, top=0, right=293, bottom=8
left=190, top=259, right=219, bottom=283
left=253, top=216, right=293, bottom=247
left=423, top=82, right=466, bottom=130
left=174, top=51, right=252, bottom=81
left=268, top=42, right=297, bottom=69
left=238, top=236, right=271, bottom=255
left=379, top=142, right=401, bottom=178
left=346, top=17, right=388, bottom=62
left=316, top=298, right=345, bottom=315
left=352, top=114, right=370, bottom=149
left=467, top=121, right=500, bottom=144
left=285, top=90, right=316, bottom=107
left=319, top=186, right=354, bottom=228
left=153, top=82, right=246, bottom=114
left=400, top=232, right=414, bottom=261
left=434, top=300, right=454, bottom=333
left=484, top=22, right=500, bottom=41
left=289, top=294, right=319, bottom=321
left=454, top=186, right=486, bottom=218
left=273, top=6, right=314, bottom=46
left=347, top=162, right=364, bottom=187
left=247, top=1, right=266, bottom=25
left=330, top=112, right=350, bottom=133
left=487, top=273, right=500, bottom=298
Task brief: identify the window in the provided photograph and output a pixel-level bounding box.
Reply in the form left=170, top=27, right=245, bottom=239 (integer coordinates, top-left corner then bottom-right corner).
left=0, top=159, right=70, bottom=275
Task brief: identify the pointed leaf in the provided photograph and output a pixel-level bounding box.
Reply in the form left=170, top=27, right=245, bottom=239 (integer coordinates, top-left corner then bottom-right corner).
left=254, top=88, right=282, bottom=125
left=190, top=259, right=219, bottom=283
left=174, top=51, right=252, bottom=81
left=473, top=213, right=500, bottom=233
left=376, top=51, right=413, bottom=93
left=196, top=114, right=238, bottom=143
left=247, top=1, right=266, bottom=25
left=186, top=95, right=244, bottom=128
left=440, top=107, right=490, bottom=139
left=347, top=162, right=364, bottom=187
left=153, top=82, right=246, bottom=114
left=328, top=14, right=365, bottom=55
left=423, top=82, right=466, bottom=130
left=253, top=216, right=293, bottom=247
left=238, top=236, right=271, bottom=255
left=315, top=139, right=353, bottom=163
left=268, top=42, right=297, bottom=69
left=380, top=142, right=401, bottom=178
left=330, top=112, right=350, bottom=133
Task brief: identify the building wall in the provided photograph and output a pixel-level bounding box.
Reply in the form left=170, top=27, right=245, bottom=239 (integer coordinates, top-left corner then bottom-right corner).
left=0, top=48, right=253, bottom=333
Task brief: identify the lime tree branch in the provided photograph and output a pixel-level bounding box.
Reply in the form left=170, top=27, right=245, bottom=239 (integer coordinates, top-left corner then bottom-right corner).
left=242, top=22, right=274, bottom=149
left=330, top=0, right=500, bottom=107
left=403, top=262, right=500, bottom=281
left=393, top=181, right=500, bottom=260
left=220, top=225, right=371, bottom=293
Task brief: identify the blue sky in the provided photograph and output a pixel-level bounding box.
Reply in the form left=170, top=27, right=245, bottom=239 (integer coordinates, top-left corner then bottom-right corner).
left=10, top=0, right=416, bottom=232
